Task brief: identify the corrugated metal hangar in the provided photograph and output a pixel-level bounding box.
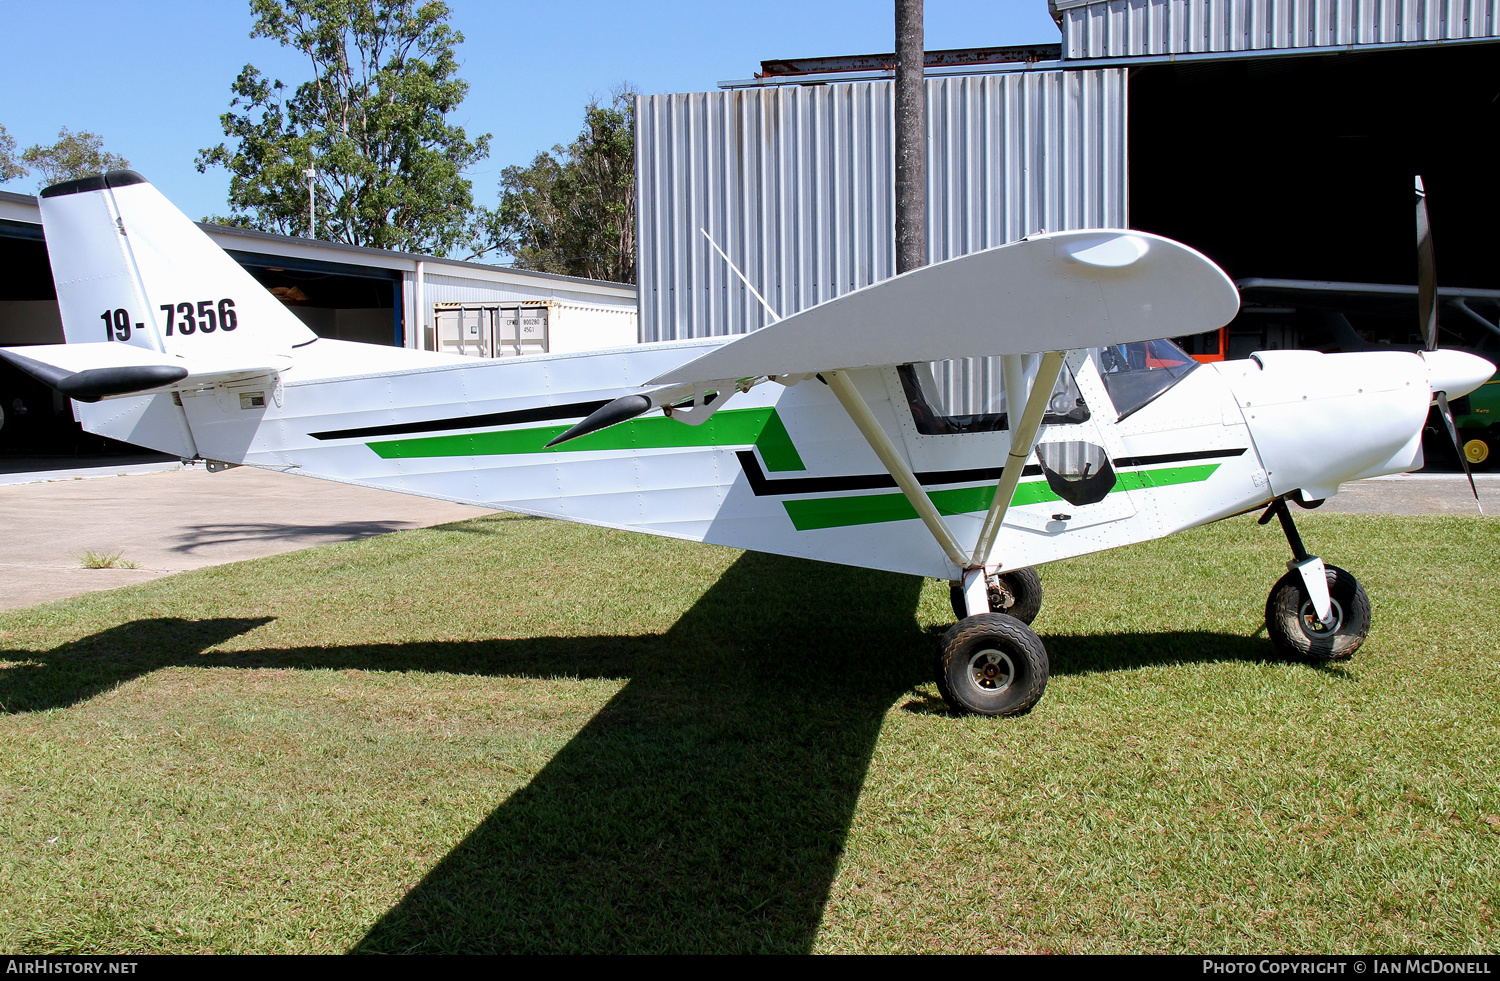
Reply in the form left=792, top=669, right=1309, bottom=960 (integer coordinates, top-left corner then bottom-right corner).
left=634, top=0, right=1500, bottom=456
left=0, top=190, right=635, bottom=455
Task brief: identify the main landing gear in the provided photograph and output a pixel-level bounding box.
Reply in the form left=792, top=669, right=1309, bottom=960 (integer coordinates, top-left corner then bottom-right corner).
left=938, top=569, right=1049, bottom=716
left=947, top=567, right=1043, bottom=624
left=1259, top=497, right=1370, bottom=662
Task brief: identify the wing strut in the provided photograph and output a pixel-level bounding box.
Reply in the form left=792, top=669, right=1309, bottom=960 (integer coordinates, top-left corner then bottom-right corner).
left=970, top=351, right=1066, bottom=568
left=826, top=353, right=1066, bottom=576
left=825, top=370, right=970, bottom=568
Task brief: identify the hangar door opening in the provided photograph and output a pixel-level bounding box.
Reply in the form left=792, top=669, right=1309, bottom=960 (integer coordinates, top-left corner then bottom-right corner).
left=1130, top=44, right=1500, bottom=354
left=0, top=217, right=81, bottom=457
left=228, top=251, right=402, bottom=347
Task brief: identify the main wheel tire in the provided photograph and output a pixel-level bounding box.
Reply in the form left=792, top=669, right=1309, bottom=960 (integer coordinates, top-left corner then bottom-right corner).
left=1264, top=564, right=1371, bottom=662
left=935, top=613, right=1049, bottom=716
left=947, top=567, right=1043, bottom=624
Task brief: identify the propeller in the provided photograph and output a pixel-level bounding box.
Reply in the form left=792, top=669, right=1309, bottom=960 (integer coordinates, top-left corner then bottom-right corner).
left=1415, top=176, right=1439, bottom=353
left=1415, top=175, right=1484, bottom=515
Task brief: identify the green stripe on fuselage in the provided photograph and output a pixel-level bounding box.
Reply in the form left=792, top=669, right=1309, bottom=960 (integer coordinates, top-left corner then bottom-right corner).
left=782, top=464, right=1221, bottom=531
left=366, top=406, right=806, bottom=472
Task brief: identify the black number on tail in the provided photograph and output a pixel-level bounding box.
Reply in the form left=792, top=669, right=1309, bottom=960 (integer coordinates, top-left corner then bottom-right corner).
left=100, top=308, right=131, bottom=341
left=153, top=299, right=237, bottom=338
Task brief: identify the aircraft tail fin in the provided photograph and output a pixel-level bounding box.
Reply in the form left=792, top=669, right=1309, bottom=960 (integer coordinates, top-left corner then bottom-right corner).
left=39, top=170, right=317, bottom=357
left=25, top=169, right=322, bottom=458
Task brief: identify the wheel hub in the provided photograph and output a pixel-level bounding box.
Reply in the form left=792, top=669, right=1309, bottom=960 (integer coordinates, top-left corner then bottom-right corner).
left=1298, top=596, right=1345, bottom=635
left=968, top=647, right=1015, bottom=692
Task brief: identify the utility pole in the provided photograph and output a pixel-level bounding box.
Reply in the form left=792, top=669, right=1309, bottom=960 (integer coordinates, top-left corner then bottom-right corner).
left=304, top=167, right=317, bottom=239
left=894, top=0, right=925, bottom=275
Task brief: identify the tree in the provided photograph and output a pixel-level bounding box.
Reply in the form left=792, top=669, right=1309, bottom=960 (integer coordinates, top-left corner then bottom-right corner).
left=482, top=88, right=636, bottom=284
left=196, top=0, right=490, bottom=255
left=16, top=128, right=128, bottom=187
left=0, top=125, right=26, bottom=185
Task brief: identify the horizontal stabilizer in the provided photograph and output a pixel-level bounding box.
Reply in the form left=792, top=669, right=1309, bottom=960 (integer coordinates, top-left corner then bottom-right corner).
left=650, top=230, right=1239, bottom=386
left=0, top=349, right=187, bottom=401
left=0, top=342, right=283, bottom=401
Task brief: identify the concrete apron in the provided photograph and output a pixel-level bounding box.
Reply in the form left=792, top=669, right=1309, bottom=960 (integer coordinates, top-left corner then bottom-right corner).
left=0, top=465, right=489, bottom=611
left=1316, top=473, right=1500, bottom=516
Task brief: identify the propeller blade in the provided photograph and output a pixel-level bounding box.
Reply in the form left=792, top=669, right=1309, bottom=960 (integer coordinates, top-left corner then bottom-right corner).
left=1434, top=390, right=1484, bottom=516
left=1415, top=175, right=1439, bottom=352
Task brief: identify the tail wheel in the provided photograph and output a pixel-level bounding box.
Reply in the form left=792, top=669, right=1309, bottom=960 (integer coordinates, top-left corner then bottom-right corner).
left=947, top=567, right=1043, bottom=624
left=936, top=613, right=1049, bottom=716
left=1264, top=564, right=1371, bottom=662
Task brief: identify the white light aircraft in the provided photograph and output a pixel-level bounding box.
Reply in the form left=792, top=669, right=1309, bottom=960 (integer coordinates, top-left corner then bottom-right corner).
left=3, top=171, right=1492, bottom=716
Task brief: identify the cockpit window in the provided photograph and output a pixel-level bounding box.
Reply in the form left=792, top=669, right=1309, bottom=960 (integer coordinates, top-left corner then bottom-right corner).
left=898, top=361, right=1091, bottom=435
left=1088, top=338, right=1199, bottom=420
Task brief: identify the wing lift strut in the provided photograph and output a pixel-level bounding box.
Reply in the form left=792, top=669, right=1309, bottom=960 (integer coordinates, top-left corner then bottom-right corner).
left=826, top=352, right=1066, bottom=617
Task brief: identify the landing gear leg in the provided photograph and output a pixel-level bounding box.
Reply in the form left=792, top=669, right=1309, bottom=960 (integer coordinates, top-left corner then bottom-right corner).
left=1258, top=498, right=1370, bottom=661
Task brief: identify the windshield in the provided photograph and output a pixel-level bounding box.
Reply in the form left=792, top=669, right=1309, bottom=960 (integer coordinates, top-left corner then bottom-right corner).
left=1088, top=338, right=1199, bottom=420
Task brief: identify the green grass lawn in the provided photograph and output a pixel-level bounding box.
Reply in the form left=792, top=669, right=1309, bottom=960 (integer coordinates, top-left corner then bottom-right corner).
left=0, top=511, right=1496, bottom=954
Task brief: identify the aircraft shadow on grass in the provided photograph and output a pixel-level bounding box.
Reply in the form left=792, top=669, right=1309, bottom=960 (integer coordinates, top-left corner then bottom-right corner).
left=169, top=520, right=418, bottom=552
left=0, top=552, right=1281, bottom=953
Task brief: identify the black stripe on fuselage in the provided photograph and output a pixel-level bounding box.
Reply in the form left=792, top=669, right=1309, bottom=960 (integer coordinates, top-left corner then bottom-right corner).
left=734, top=447, right=1248, bottom=497
left=1111, top=448, right=1247, bottom=468
left=308, top=399, right=610, bottom=441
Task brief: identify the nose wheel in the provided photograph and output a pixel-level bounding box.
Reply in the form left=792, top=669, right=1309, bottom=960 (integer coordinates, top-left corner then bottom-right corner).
left=1265, top=564, right=1370, bottom=661
left=1259, top=497, right=1371, bottom=662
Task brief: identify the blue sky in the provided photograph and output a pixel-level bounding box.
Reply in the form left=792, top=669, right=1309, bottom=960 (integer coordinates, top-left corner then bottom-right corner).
left=0, top=1, right=1061, bottom=224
